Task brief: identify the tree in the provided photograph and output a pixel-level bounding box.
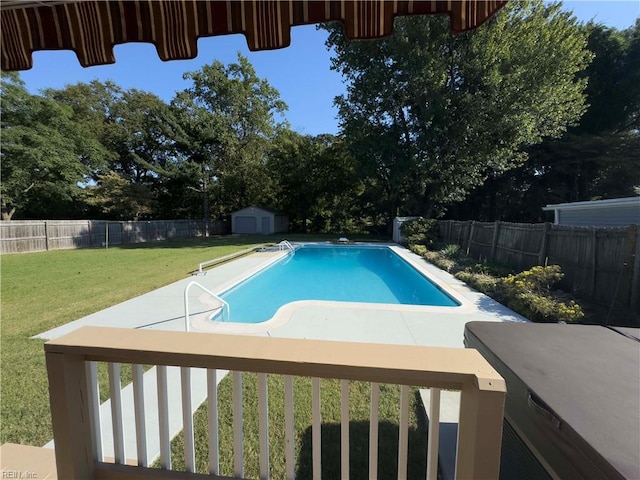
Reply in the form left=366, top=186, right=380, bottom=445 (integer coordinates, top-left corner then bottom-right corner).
left=174, top=54, right=288, bottom=220
left=450, top=20, right=640, bottom=221
left=267, top=131, right=362, bottom=232
left=48, top=81, right=184, bottom=220
left=323, top=0, right=591, bottom=226
left=1, top=73, right=90, bottom=220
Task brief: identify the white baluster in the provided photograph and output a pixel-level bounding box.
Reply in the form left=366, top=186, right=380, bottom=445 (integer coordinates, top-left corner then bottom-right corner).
left=208, top=369, right=219, bottom=475
left=398, top=385, right=409, bottom=480
left=284, top=375, right=295, bottom=480
left=132, top=364, right=147, bottom=466
left=233, top=371, right=244, bottom=478
left=108, top=363, right=125, bottom=464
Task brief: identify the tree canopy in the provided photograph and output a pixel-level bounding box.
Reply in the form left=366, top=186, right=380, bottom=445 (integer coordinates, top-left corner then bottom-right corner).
left=323, top=0, right=592, bottom=223
left=449, top=18, right=640, bottom=222
left=2, top=4, right=634, bottom=231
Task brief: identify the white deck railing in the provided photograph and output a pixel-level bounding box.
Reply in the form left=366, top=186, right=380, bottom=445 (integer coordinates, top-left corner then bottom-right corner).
left=45, top=326, right=506, bottom=480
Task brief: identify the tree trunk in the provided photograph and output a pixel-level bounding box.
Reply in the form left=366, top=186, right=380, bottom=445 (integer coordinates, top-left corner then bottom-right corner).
left=2, top=208, right=16, bottom=221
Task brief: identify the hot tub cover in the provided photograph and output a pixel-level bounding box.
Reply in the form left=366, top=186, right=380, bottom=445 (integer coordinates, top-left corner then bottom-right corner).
left=465, top=321, right=640, bottom=480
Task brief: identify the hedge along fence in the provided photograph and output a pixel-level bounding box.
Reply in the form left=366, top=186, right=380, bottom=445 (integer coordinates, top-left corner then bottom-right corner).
left=0, top=219, right=229, bottom=254
left=438, top=220, right=640, bottom=313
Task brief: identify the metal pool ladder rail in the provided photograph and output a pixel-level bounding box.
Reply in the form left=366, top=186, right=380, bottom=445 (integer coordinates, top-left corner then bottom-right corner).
left=184, top=281, right=230, bottom=331
left=278, top=239, right=295, bottom=254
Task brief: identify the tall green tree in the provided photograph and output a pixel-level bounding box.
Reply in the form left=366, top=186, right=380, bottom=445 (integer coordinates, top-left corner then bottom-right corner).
left=48, top=81, right=184, bottom=219
left=451, top=20, right=640, bottom=221
left=174, top=54, right=287, bottom=220
left=1, top=73, right=90, bottom=220
left=324, top=0, right=591, bottom=226
left=267, top=131, right=362, bottom=232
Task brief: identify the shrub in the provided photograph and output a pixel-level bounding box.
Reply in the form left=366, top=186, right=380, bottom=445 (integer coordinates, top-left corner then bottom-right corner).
left=439, top=243, right=462, bottom=259
left=469, top=261, right=512, bottom=277
left=401, top=218, right=438, bottom=247
left=500, top=265, right=584, bottom=323
left=423, top=250, right=457, bottom=272
left=455, top=271, right=500, bottom=294
left=410, top=244, right=428, bottom=257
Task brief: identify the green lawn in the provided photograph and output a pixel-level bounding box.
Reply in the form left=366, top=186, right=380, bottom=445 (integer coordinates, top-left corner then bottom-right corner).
left=1, top=234, right=288, bottom=446
left=3, top=232, right=424, bottom=478
left=1, top=233, right=387, bottom=446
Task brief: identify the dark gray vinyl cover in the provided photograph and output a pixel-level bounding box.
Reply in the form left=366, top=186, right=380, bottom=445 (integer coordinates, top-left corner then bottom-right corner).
left=464, top=322, right=640, bottom=480
left=609, top=326, right=640, bottom=342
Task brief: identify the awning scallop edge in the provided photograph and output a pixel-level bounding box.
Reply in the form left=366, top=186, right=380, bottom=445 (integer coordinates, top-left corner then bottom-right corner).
left=1, top=1, right=507, bottom=71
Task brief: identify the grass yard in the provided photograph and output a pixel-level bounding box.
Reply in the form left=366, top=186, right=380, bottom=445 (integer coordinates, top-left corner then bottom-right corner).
left=1, top=233, right=387, bottom=446
left=166, top=374, right=428, bottom=479
left=1, top=234, right=298, bottom=446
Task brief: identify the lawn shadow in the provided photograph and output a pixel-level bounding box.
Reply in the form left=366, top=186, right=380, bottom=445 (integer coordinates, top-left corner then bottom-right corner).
left=296, top=391, right=428, bottom=479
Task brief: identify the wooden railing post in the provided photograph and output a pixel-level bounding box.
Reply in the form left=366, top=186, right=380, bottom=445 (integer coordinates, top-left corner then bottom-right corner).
left=46, top=351, right=95, bottom=480
left=456, top=384, right=505, bottom=480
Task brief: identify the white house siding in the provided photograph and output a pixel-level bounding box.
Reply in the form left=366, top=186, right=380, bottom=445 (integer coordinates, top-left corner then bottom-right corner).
left=544, top=197, right=640, bottom=227
left=558, top=205, right=640, bottom=227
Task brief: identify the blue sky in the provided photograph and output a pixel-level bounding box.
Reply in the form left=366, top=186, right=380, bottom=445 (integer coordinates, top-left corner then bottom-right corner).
left=19, top=1, right=639, bottom=136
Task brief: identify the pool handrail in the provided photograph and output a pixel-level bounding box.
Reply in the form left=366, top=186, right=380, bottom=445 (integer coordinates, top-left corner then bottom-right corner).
left=183, top=281, right=230, bottom=330
left=278, top=240, right=295, bottom=254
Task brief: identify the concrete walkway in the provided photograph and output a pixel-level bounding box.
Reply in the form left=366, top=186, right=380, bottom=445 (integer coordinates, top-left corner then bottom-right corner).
left=39, top=245, right=526, bottom=464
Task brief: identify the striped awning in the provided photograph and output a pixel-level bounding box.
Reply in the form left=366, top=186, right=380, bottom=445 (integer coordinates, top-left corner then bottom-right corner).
left=1, top=1, right=507, bottom=71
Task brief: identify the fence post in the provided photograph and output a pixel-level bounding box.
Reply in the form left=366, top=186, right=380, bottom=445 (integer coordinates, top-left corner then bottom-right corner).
left=466, top=221, right=475, bottom=256
left=44, top=220, right=49, bottom=251
left=590, top=229, right=598, bottom=297
left=623, top=224, right=638, bottom=309
left=538, top=222, right=551, bottom=265
left=631, top=225, right=640, bottom=310
left=490, top=220, right=500, bottom=261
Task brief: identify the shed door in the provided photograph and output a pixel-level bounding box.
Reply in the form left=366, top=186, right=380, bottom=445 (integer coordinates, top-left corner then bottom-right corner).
left=261, top=217, right=270, bottom=234
left=235, top=216, right=257, bottom=234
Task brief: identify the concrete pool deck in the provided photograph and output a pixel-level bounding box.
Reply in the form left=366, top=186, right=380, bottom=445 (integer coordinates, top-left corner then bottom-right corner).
left=37, top=243, right=527, bottom=463
left=37, top=244, right=526, bottom=345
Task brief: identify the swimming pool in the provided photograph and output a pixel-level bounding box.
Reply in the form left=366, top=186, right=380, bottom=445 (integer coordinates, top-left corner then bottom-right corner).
left=215, top=245, right=459, bottom=324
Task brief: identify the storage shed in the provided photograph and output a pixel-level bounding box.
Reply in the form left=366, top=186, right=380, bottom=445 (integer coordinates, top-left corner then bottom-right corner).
left=543, top=197, right=640, bottom=227
left=231, top=206, right=288, bottom=234
left=393, top=216, right=421, bottom=244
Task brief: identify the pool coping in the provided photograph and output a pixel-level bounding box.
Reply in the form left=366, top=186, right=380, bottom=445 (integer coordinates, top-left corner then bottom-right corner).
left=190, top=242, right=478, bottom=334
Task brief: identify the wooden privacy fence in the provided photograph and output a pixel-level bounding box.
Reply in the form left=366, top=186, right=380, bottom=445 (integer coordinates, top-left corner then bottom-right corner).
left=438, top=220, right=640, bottom=312
left=0, top=219, right=229, bottom=254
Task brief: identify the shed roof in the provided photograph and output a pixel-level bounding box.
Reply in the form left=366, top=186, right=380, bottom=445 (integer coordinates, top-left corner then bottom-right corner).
left=232, top=206, right=286, bottom=216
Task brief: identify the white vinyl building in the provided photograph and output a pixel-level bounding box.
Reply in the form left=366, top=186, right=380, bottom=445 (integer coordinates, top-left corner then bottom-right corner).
left=542, top=197, right=640, bottom=227
left=392, top=216, right=421, bottom=243
left=231, top=206, right=289, bottom=234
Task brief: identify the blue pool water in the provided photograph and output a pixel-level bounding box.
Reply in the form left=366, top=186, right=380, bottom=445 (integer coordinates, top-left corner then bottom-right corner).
left=217, top=245, right=459, bottom=324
